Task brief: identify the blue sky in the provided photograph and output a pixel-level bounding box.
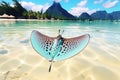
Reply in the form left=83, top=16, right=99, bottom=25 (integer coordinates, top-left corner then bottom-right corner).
left=3, top=0, right=120, bottom=16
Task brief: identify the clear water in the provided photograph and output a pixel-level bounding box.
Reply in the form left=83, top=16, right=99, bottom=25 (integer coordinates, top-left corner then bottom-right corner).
left=0, top=20, right=120, bottom=80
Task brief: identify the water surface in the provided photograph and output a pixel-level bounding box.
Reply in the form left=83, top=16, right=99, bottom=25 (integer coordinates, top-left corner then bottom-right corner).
left=0, top=20, right=120, bottom=80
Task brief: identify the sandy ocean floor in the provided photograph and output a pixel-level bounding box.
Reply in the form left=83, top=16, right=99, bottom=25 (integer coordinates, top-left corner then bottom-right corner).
left=0, top=22, right=120, bottom=80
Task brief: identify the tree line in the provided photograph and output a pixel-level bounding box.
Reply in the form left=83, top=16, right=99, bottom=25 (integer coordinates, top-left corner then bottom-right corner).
left=0, top=0, right=45, bottom=19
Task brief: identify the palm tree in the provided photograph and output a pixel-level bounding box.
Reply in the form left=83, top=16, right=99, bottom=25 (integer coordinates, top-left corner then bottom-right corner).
left=12, top=0, right=27, bottom=18
left=0, top=1, right=15, bottom=15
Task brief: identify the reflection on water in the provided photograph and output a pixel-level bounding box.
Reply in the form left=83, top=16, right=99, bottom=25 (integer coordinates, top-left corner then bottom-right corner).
left=0, top=20, right=120, bottom=80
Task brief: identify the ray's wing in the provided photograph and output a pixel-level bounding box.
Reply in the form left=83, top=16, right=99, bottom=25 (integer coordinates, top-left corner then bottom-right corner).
left=54, top=34, right=90, bottom=61
left=31, top=30, right=55, bottom=60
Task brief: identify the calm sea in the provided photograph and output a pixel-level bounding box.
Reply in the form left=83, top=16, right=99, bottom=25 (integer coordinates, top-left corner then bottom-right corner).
left=0, top=20, right=120, bottom=80
left=0, top=20, right=120, bottom=39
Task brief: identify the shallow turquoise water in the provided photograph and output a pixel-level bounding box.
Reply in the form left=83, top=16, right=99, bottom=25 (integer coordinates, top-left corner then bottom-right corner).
left=0, top=20, right=120, bottom=54
left=0, top=20, right=120, bottom=40
left=1, top=20, right=120, bottom=32
left=0, top=20, right=120, bottom=50
left=0, top=20, right=120, bottom=80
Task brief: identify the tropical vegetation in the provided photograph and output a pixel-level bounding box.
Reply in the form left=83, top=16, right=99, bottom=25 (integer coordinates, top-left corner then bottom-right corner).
left=0, top=0, right=43, bottom=19
left=0, top=0, right=120, bottom=20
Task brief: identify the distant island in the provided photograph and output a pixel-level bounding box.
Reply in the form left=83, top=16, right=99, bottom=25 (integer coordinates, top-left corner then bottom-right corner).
left=0, top=0, right=120, bottom=21
left=79, top=11, right=120, bottom=21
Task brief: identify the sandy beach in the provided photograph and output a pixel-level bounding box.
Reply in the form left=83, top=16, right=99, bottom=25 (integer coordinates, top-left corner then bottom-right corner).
left=0, top=20, right=120, bottom=80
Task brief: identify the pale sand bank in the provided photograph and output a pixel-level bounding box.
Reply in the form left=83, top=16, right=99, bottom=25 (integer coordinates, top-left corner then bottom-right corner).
left=0, top=19, right=56, bottom=22
left=0, top=42, right=120, bottom=80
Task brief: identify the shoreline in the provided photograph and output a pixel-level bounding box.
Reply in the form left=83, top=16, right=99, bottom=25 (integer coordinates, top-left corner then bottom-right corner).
left=0, top=19, right=119, bottom=22
left=0, top=19, right=59, bottom=22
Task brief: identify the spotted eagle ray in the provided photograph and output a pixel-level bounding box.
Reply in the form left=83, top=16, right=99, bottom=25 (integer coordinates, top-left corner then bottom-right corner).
left=31, top=30, right=90, bottom=72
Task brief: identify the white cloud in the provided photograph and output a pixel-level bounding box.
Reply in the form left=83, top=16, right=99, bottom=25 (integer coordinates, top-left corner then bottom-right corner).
left=10, top=4, right=14, bottom=7
left=20, top=1, right=50, bottom=12
left=77, top=0, right=87, bottom=7
left=69, top=7, right=87, bottom=16
left=54, top=0, right=61, bottom=2
left=94, top=0, right=103, bottom=4
left=69, top=0, right=98, bottom=17
left=64, top=0, right=69, bottom=3
left=54, top=0, right=69, bottom=2
left=103, top=0, right=119, bottom=8
left=43, top=3, right=50, bottom=12
left=69, top=7, right=98, bottom=17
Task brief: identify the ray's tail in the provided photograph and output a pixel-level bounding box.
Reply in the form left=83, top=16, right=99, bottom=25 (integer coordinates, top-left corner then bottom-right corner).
left=49, top=61, right=53, bottom=72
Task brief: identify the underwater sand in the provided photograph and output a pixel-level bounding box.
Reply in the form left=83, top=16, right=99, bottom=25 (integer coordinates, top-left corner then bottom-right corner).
left=0, top=20, right=120, bottom=80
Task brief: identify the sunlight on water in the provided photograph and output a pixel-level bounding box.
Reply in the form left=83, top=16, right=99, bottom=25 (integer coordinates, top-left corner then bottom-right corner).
left=0, top=20, right=120, bottom=80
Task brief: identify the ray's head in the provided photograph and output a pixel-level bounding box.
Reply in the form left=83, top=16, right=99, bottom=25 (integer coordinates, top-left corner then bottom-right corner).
left=56, top=29, right=64, bottom=39
left=58, top=29, right=64, bottom=36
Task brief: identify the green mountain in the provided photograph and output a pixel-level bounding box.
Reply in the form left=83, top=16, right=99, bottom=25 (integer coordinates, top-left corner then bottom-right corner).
left=44, top=1, right=76, bottom=20
left=110, top=11, right=120, bottom=20
left=79, top=12, right=92, bottom=20
left=91, top=11, right=112, bottom=20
